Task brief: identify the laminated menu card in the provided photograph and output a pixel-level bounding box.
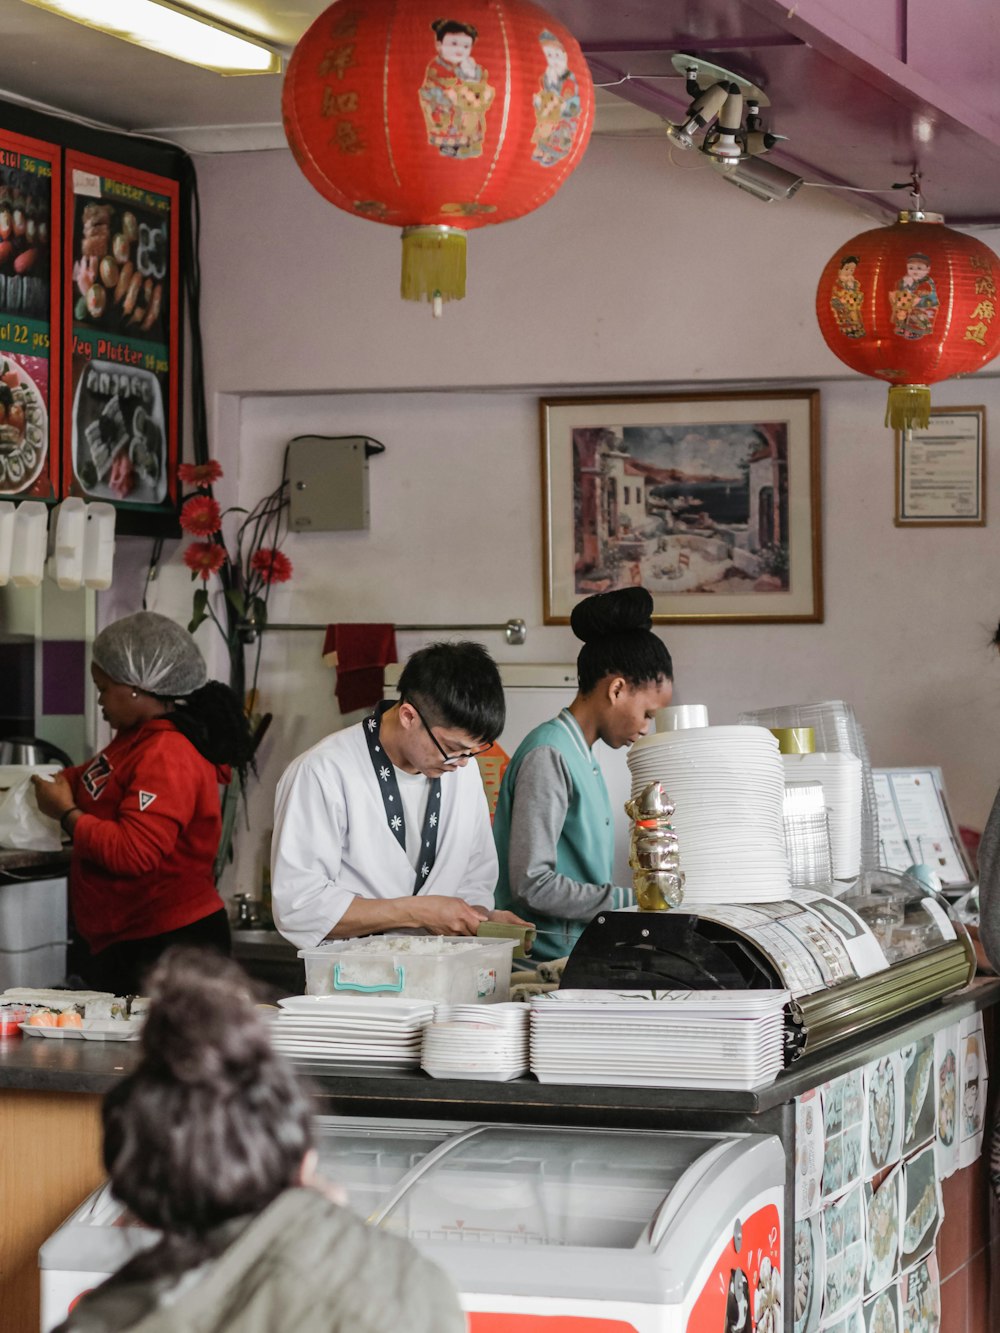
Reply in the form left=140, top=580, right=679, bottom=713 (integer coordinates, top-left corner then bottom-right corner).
left=0, top=128, right=60, bottom=501
left=932, top=1023, right=960, bottom=1179
left=63, top=152, right=180, bottom=533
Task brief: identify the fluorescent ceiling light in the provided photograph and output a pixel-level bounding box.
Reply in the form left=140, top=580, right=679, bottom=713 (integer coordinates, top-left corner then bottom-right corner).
left=20, top=0, right=282, bottom=75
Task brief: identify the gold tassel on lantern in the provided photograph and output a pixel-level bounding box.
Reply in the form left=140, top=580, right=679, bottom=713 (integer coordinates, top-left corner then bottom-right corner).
left=401, top=226, right=466, bottom=315
left=884, top=384, right=932, bottom=432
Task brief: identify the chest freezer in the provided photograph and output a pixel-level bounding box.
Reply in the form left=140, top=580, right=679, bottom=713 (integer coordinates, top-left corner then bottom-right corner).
left=41, top=1117, right=784, bottom=1333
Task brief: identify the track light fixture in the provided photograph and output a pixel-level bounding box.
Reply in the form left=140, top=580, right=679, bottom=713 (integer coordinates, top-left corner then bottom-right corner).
left=664, top=56, right=786, bottom=171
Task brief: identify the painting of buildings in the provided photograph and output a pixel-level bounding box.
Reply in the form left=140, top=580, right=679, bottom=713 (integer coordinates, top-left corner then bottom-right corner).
left=572, top=418, right=789, bottom=597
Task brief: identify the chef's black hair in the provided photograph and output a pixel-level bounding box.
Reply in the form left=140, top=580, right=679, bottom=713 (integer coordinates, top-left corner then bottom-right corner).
left=572, top=587, right=673, bottom=695
left=99, top=949, right=313, bottom=1281
left=161, top=681, right=256, bottom=786
left=399, top=640, right=505, bottom=743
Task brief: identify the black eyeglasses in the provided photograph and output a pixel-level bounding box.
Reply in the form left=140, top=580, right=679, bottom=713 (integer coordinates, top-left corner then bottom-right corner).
left=407, top=700, right=493, bottom=765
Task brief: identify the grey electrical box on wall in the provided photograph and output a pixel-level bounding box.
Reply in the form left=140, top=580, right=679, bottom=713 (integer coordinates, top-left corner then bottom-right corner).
left=286, top=435, right=379, bottom=532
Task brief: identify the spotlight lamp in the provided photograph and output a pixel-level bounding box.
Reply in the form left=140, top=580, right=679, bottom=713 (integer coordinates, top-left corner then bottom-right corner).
left=701, top=86, right=744, bottom=165
left=743, top=100, right=787, bottom=157
left=664, top=70, right=730, bottom=150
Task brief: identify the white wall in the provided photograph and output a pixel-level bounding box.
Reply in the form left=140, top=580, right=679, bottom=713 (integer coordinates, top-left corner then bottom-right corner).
left=113, top=135, right=1000, bottom=898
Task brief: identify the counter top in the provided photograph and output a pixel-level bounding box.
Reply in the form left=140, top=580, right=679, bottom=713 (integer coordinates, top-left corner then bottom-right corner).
left=230, top=928, right=298, bottom=960
left=0, top=846, right=71, bottom=880
left=3, top=978, right=998, bottom=1118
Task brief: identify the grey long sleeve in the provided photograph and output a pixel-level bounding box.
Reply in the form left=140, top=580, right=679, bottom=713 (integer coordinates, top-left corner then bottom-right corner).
left=506, top=746, right=633, bottom=921
left=977, top=786, right=1000, bottom=969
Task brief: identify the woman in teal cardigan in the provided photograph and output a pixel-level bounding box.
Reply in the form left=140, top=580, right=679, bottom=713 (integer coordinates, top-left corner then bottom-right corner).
left=493, top=587, right=673, bottom=961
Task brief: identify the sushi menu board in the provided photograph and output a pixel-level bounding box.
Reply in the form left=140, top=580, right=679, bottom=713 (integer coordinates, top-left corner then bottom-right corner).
left=62, top=152, right=180, bottom=530
left=0, top=128, right=60, bottom=500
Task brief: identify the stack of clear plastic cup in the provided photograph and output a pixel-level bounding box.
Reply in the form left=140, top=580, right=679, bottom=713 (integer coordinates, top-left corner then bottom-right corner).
left=782, top=782, right=834, bottom=887
left=739, top=699, right=879, bottom=872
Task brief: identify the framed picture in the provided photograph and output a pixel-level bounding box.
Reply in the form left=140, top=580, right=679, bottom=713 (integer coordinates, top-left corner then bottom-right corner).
left=62, top=151, right=181, bottom=535
left=894, top=407, right=985, bottom=526
left=0, top=127, right=61, bottom=502
left=541, top=389, right=822, bottom=624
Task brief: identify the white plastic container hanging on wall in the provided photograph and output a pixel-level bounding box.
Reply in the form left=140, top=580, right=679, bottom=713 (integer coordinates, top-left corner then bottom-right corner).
left=10, top=502, right=48, bottom=587
left=50, top=498, right=86, bottom=591
left=0, top=502, right=14, bottom=586
left=82, top=503, right=116, bottom=590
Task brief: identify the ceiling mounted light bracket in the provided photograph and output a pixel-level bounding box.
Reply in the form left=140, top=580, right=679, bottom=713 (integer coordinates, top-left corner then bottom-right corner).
left=664, top=53, right=787, bottom=174
left=669, top=54, right=769, bottom=109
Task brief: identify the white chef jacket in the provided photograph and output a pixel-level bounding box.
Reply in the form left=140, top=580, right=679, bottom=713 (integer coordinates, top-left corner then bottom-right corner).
left=271, top=719, right=498, bottom=948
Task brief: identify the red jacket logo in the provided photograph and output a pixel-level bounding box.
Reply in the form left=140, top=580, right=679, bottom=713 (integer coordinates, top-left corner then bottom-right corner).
left=81, top=755, right=112, bottom=799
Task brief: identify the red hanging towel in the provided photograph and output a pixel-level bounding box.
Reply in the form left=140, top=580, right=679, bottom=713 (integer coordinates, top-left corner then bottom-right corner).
left=323, top=623, right=398, bottom=714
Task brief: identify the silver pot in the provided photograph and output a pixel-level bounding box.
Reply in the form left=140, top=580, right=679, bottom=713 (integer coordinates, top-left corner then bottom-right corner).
left=0, top=736, right=74, bottom=768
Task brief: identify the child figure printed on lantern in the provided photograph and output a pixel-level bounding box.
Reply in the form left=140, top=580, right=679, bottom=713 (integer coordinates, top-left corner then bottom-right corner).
left=531, top=30, right=583, bottom=167
left=419, top=19, right=495, bottom=160
left=890, top=252, right=940, bottom=340
left=830, top=254, right=865, bottom=338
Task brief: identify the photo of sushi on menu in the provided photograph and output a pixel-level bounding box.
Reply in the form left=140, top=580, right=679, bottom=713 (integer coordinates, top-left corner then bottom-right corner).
left=0, top=130, right=59, bottom=501
left=63, top=152, right=179, bottom=524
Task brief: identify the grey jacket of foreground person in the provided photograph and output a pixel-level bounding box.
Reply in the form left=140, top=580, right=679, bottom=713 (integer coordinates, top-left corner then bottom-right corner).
left=977, top=788, right=1000, bottom=970
left=55, top=1186, right=466, bottom=1333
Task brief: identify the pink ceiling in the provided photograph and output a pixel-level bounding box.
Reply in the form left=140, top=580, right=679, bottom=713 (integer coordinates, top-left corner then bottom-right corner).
left=544, top=0, right=1000, bottom=224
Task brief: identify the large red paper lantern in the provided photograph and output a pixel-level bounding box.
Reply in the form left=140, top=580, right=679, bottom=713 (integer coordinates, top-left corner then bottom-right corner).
left=283, top=0, right=594, bottom=312
left=816, top=210, right=1000, bottom=430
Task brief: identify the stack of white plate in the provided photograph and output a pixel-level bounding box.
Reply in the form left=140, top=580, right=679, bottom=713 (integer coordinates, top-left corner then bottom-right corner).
left=782, top=751, right=863, bottom=880
left=529, top=989, right=790, bottom=1090
left=270, top=995, right=434, bottom=1068
left=421, top=1003, right=529, bottom=1081
left=627, top=724, right=790, bottom=905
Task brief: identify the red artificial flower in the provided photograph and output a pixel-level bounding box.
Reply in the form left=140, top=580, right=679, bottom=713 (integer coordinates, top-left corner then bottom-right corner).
left=184, top=541, right=226, bottom=581
left=180, top=494, right=223, bottom=536
left=250, top=547, right=293, bottom=584
left=178, top=460, right=223, bottom=487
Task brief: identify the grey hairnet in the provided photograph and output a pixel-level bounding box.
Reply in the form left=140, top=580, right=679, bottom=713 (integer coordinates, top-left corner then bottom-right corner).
left=92, top=611, right=208, bottom=697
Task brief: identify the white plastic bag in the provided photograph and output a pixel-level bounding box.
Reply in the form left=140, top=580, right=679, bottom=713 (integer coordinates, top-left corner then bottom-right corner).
left=0, top=768, right=63, bottom=851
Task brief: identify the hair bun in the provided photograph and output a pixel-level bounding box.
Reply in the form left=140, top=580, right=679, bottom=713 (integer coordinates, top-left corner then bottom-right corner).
left=140, top=949, right=269, bottom=1090
left=570, top=587, right=654, bottom=643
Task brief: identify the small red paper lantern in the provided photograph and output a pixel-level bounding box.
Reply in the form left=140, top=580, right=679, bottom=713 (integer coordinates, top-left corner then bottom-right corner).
left=816, top=210, right=1000, bottom=430
left=283, top=0, right=593, bottom=312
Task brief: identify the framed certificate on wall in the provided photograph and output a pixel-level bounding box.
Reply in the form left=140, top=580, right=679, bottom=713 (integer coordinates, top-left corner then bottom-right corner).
left=894, top=407, right=986, bottom=526
left=0, top=127, right=61, bottom=502
left=62, top=151, right=180, bottom=535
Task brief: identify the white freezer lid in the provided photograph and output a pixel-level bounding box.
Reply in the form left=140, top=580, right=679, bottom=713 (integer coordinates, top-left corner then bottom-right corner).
left=373, top=1124, right=715, bottom=1247
left=367, top=1124, right=785, bottom=1305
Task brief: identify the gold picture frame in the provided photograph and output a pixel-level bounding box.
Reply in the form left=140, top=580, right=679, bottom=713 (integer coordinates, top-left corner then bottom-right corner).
left=894, top=407, right=986, bottom=526
left=541, top=389, right=823, bottom=624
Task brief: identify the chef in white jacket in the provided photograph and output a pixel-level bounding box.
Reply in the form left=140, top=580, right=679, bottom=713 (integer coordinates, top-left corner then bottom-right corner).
left=272, top=641, right=527, bottom=948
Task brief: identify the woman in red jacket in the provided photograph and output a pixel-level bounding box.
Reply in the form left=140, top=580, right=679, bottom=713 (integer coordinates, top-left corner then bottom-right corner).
left=32, top=611, right=254, bottom=995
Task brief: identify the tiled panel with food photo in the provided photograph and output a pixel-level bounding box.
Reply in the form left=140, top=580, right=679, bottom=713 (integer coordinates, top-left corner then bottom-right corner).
left=62, top=153, right=179, bottom=530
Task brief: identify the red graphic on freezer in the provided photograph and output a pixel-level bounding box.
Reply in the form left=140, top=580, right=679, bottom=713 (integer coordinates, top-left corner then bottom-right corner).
left=686, top=1202, right=782, bottom=1332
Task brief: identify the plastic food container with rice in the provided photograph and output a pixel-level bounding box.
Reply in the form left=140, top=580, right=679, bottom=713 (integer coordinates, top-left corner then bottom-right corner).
left=298, top=935, right=516, bottom=1005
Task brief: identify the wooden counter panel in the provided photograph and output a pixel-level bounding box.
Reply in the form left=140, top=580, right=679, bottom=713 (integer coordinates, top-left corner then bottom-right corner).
left=0, top=1088, right=103, bottom=1333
